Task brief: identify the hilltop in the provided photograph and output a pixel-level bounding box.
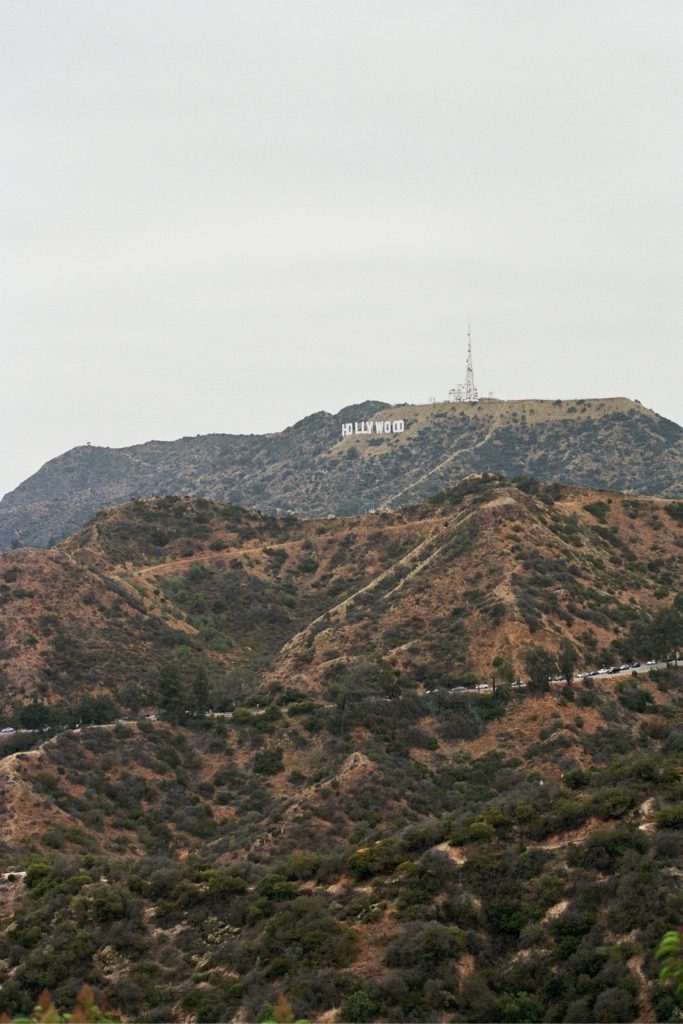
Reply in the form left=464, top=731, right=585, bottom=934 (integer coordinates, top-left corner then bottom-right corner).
left=1, top=395, right=681, bottom=550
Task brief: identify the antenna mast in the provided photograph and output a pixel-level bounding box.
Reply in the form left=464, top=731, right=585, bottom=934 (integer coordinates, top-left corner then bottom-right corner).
left=463, top=322, right=479, bottom=402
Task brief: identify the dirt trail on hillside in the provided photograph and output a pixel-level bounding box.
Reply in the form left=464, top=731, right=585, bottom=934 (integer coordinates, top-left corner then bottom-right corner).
left=531, top=820, right=599, bottom=851
left=129, top=518, right=443, bottom=580
left=276, top=503, right=484, bottom=657
left=628, top=953, right=654, bottom=1023
left=133, top=542, right=273, bottom=578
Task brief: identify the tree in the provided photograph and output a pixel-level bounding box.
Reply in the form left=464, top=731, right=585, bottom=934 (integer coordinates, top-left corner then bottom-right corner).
left=17, top=701, right=53, bottom=731
left=273, top=993, right=295, bottom=1024
left=157, top=662, right=185, bottom=722
left=522, top=645, right=557, bottom=693
left=340, top=990, right=380, bottom=1023
left=76, top=695, right=118, bottom=725
left=648, top=604, right=683, bottom=665
left=558, top=637, right=579, bottom=683
left=491, top=656, right=514, bottom=690
left=192, top=665, right=210, bottom=717
left=120, top=682, right=144, bottom=713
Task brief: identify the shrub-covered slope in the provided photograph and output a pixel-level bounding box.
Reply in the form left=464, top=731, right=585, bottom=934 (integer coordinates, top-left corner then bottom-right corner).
left=1, top=396, right=681, bottom=550
left=0, top=478, right=681, bottom=708
left=0, top=479, right=682, bottom=1021
left=0, top=669, right=682, bottom=1023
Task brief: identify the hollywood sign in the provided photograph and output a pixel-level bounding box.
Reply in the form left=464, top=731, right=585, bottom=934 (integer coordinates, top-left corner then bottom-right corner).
left=342, top=419, right=405, bottom=438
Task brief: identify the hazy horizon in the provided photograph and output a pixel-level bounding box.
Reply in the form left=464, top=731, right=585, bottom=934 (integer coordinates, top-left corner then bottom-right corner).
left=3, top=1, right=682, bottom=500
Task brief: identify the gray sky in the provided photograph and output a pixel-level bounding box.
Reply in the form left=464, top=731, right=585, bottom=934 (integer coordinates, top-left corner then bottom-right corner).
left=2, top=0, right=682, bottom=500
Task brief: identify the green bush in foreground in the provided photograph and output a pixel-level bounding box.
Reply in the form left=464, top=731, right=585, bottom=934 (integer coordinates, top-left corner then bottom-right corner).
left=657, top=928, right=683, bottom=1003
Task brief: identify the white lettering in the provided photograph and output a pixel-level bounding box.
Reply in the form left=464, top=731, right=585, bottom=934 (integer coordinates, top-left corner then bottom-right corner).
left=341, top=418, right=406, bottom=439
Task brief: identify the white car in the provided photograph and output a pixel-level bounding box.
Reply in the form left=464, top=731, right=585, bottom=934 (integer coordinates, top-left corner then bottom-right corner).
left=0, top=726, right=16, bottom=734
left=646, top=660, right=656, bottom=666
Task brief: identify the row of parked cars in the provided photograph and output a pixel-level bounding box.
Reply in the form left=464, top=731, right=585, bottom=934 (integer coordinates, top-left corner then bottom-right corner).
left=575, top=661, right=650, bottom=679
left=425, top=661, right=661, bottom=697
left=424, top=680, right=527, bottom=696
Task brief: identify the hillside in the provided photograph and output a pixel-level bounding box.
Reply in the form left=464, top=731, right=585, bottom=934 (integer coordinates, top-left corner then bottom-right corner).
left=0, top=477, right=681, bottom=708
left=0, top=480, right=682, bottom=1022
left=1, top=396, right=681, bottom=550
left=0, top=663, right=682, bottom=1022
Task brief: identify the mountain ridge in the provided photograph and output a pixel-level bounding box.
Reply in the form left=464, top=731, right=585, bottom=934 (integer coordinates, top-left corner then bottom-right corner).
left=2, top=395, right=681, bottom=550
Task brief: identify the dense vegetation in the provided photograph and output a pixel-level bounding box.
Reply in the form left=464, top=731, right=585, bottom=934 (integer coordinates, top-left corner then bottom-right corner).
left=0, top=664, right=682, bottom=1022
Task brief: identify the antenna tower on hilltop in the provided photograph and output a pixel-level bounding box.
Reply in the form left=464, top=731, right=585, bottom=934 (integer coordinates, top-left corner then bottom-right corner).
left=463, top=322, right=479, bottom=402
left=446, top=322, right=481, bottom=404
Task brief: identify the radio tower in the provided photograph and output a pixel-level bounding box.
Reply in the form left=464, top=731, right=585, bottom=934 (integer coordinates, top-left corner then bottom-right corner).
left=463, top=322, right=479, bottom=402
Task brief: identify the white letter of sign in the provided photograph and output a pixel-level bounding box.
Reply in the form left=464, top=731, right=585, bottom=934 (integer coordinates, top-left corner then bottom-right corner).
left=392, top=420, right=405, bottom=433
left=341, top=423, right=352, bottom=437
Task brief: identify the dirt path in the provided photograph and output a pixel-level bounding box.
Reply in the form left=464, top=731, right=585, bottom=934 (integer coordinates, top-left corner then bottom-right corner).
left=133, top=542, right=270, bottom=578
left=130, top=517, right=444, bottom=580
left=628, top=953, right=654, bottom=1023
left=277, top=526, right=449, bottom=657
left=531, top=819, right=599, bottom=851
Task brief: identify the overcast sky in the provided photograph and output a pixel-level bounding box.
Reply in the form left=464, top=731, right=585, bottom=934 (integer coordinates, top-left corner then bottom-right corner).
left=2, top=0, right=681, bottom=499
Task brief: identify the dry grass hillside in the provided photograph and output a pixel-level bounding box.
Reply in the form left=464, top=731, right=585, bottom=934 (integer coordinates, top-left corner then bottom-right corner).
left=1, top=395, right=681, bottom=550
left=0, top=477, right=681, bottom=709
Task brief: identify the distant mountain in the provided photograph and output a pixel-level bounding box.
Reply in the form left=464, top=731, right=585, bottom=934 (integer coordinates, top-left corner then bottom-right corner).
left=1, top=395, right=681, bottom=551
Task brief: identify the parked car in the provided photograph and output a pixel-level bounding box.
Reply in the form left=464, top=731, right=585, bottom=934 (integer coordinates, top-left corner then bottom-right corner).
left=0, top=726, right=16, bottom=734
